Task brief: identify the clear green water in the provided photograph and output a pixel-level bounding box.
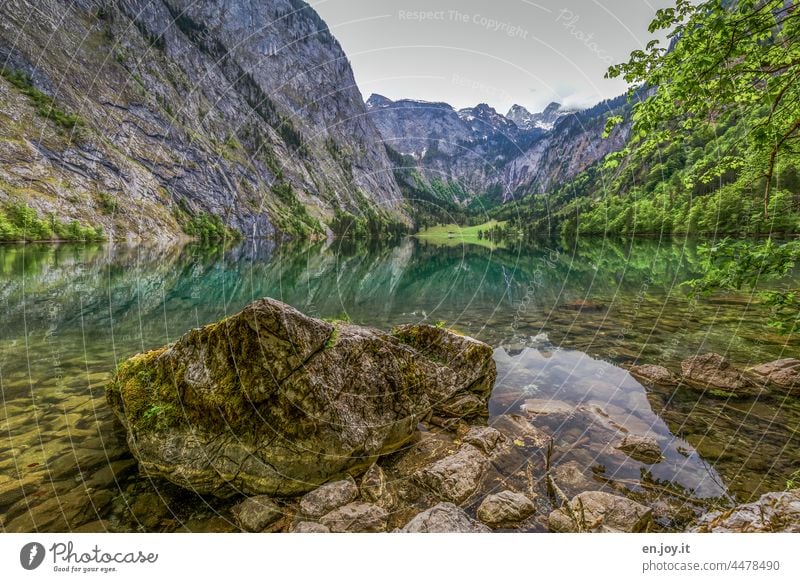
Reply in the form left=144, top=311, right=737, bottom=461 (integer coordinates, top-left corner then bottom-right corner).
left=1, top=237, right=799, bottom=531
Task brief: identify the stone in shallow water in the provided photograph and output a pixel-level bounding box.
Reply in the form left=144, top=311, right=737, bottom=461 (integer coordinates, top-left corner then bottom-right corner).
left=319, top=502, right=388, bottom=533
left=748, top=359, right=800, bottom=394
left=477, top=490, right=536, bottom=527
left=616, top=434, right=664, bottom=464
left=521, top=399, right=574, bottom=417
left=550, top=461, right=596, bottom=495
left=548, top=491, right=653, bottom=533
left=300, top=477, right=359, bottom=519
left=401, top=502, right=490, bottom=533
left=106, top=298, right=496, bottom=497
left=628, top=364, right=677, bottom=385
left=414, top=444, right=489, bottom=504
left=5, top=488, right=113, bottom=533
left=129, top=492, right=171, bottom=530
left=691, top=490, right=800, bottom=532
left=83, top=458, right=138, bottom=490
left=231, top=496, right=283, bottom=532
left=0, top=475, right=41, bottom=508
left=462, top=426, right=504, bottom=455
left=490, top=414, right=549, bottom=448
left=680, top=353, right=760, bottom=397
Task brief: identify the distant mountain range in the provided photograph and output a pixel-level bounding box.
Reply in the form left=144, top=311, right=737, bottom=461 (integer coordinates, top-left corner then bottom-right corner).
left=367, top=93, right=629, bottom=206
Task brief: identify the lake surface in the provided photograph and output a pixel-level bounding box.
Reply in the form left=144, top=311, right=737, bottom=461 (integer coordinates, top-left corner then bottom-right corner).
left=1, top=236, right=799, bottom=532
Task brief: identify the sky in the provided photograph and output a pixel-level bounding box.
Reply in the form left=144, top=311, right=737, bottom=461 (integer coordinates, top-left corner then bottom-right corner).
left=312, top=0, right=673, bottom=114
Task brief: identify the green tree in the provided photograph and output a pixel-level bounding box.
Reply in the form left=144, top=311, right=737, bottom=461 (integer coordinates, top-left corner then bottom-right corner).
left=604, top=1, right=800, bottom=332
left=606, top=0, right=800, bottom=219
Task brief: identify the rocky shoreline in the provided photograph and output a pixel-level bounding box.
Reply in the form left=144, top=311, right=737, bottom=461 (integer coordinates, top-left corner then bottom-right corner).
left=2, top=297, right=798, bottom=533
left=96, top=297, right=800, bottom=533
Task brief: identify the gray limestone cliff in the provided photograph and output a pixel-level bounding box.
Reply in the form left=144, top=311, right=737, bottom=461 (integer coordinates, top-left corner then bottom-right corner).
left=0, top=0, right=406, bottom=241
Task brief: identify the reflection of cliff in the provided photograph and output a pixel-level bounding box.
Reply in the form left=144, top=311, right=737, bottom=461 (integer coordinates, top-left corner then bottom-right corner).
left=0, top=237, right=707, bottom=347
left=0, top=243, right=187, bottom=332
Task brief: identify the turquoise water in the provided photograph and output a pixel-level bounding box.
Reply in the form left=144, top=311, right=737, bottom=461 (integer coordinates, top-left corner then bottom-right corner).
left=1, top=237, right=798, bottom=531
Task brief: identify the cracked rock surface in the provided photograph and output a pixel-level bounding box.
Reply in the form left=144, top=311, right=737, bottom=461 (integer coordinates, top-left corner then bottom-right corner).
left=107, top=297, right=496, bottom=497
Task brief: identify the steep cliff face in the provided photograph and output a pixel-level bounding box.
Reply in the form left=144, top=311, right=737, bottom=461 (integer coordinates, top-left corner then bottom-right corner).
left=368, top=92, right=629, bottom=205
left=500, top=110, right=630, bottom=201
left=0, top=0, right=405, bottom=241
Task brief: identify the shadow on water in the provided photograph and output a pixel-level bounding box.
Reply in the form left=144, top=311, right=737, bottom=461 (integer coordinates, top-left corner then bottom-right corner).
left=0, top=236, right=798, bottom=530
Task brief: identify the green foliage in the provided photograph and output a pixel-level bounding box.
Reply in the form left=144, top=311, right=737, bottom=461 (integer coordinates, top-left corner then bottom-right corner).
left=687, top=238, right=800, bottom=333
left=182, top=213, right=238, bottom=241
left=140, top=403, right=176, bottom=431
left=271, top=181, right=324, bottom=237
left=1, top=68, right=82, bottom=130
left=491, top=1, right=800, bottom=245
left=96, top=191, right=119, bottom=215
left=606, top=0, right=800, bottom=218
left=0, top=202, right=104, bottom=242
left=329, top=207, right=406, bottom=239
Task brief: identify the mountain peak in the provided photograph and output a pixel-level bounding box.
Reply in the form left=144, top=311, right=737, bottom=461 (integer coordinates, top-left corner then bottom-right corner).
left=507, top=102, right=564, bottom=131
left=366, top=93, right=394, bottom=110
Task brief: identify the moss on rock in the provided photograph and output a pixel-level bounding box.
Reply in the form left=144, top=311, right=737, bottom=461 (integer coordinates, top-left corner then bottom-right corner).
left=107, top=298, right=497, bottom=497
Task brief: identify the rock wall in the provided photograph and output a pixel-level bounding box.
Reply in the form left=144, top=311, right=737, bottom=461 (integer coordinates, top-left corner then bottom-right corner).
left=0, top=0, right=406, bottom=240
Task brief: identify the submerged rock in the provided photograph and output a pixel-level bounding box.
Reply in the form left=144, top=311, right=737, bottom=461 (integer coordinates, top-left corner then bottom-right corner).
left=680, top=353, right=760, bottom=397
left=616, top=434, right=663, bottom=464
left=400, top=502, right=490, bottom=533
left=548, top=491, right=653, bottom=533
left=0, top=475, right=41, bottom=508
left=550, top=461, right=596, bottom=496
left=462, top=426, right=505, bottom=455
left=691, top=490, right=800, bottom=533
left=748, top=359, right=800, bottom=394
left=231, top=496, right=283, bottom=532
left=521, top=399, right=574, bottom=417
left=629, top=364, right=677, bottom=386
left=477, top=491, right=536, bottom=528
left=107, top=298, right=496, bottom=497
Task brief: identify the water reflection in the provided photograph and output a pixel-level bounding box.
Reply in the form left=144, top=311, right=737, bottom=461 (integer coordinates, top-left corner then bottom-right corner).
left=0, top=237, right=798, bottom=531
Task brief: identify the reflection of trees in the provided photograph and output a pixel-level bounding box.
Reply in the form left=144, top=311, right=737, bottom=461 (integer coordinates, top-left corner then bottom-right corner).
left=0, top=237, right=710, bottom=344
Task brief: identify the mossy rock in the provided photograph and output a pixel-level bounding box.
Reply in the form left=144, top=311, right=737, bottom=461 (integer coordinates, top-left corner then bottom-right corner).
left=107, top=298, right=496, bottom=497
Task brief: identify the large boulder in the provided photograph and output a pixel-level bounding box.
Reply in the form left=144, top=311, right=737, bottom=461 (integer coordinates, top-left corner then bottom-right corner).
left=107, top=298, right=496, bottom=497
left=680, top=353, right=760, bottom=397
left=690, top=490, right=800, bottom=533
left=548, top=491, right=653, bottom=533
